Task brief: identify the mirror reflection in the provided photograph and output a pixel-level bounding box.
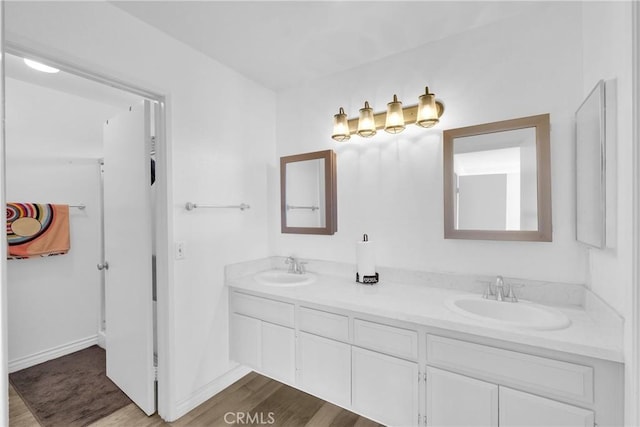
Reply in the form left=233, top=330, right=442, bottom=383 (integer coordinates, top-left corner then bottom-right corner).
left=575, top=80, right=606, bottom=248
left=453, top=127, right=538, bottom=231
left=280, top=150, right=337, bottom=235
left=443, top=114, right=551, bottom=241
left=285, top=158, right=326, bottom=228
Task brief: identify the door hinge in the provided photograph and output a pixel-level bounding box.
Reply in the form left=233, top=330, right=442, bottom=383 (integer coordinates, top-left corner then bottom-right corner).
left=424, top=414, right=427, bottom=425
left=153, top=365, right=158, bottom=381
left=424, top=371, right=427, bottom=382
left=418, top=370, right=421, bottom=382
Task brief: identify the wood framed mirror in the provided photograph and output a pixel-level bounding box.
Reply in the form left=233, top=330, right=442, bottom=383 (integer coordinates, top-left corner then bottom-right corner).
left=443, top=114, right=552, bottom=241
left=280, top=149, right=337, bottom=235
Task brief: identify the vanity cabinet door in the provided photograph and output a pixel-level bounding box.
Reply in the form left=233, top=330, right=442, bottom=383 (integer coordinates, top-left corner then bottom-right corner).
left=352, top=347, right=419, bottom=426
left=261, top=322, right=295, bottom=384
left=426, top=367, right=498, bottom=427
left=230, top=313, right=295, bottom=384
left=230, top=313, right=261, bottom=369
left=298, top=332, right=351, bottom=407
left=500, top=387, right=594, bottom=427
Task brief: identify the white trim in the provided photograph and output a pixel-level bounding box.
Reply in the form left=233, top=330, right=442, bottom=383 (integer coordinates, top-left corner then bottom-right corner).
left=154, top=98, right=175, bottom=422
left=97, top=330, right=106, bottom=350
left=8, top=335, right=98, bottom=373
left=632, top=1, right=640, bottom=426
left=0, top=3, right=9, bottom=426
left=4, top=41, right=162, bottom=101
left=173, top=364, right=252, bottom=422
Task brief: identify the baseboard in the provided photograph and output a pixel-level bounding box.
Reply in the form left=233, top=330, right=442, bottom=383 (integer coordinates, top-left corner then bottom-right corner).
left=9, top=335, right=99, bottom=373
left=173, top=364, right=252, bottom=421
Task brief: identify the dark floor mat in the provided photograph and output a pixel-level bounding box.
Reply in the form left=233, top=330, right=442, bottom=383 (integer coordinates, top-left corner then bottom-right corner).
left=9, top=345, right=133, bottom=427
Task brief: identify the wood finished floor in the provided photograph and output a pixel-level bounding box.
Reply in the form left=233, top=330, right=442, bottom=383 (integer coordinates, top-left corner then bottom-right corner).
left=10, top=371, right=383, bottom=427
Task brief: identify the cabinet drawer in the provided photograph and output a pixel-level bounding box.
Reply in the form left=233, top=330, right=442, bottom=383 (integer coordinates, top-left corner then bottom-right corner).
left=231, top=291, right=294, bottom=327
left=426, top=335, right=594, bottom=404
left=299, top=306, right=349, bottom=342
left=353, top=319, right=418, bottom=360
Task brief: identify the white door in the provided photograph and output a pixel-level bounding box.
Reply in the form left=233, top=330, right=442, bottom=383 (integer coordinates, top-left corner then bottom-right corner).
left=426, top=367, right=498, bottom=427
left=352, top=346, right=419, bottom=426
left=499, top=387, right=594, bottom=427
left=298, top=332, right=351, bottom=407
left=102, top=101, right=155, bottom=415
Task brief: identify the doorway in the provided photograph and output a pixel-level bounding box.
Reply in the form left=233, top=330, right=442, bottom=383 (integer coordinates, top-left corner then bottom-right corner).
left=3, top=48, right=167, bottom=421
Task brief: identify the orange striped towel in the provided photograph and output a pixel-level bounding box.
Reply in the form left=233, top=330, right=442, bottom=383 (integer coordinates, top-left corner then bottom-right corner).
left=6, top=203, right=70, bottom=259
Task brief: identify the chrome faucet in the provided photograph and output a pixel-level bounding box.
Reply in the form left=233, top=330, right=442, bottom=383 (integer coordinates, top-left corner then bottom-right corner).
left=285, top=256, right=306, bottom=274
left=482, top=275, right=517, bottom=303
left=494, top=275, right=505, bottom=302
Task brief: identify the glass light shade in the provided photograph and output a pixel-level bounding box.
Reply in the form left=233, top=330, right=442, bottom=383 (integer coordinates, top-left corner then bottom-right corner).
left=416, top=86, right=439, bottom=128
left=357, top=101, right=377, bottom=137
left=331, top=107, right=351, bottom=142
left=384, top=94, right=405, bottom=134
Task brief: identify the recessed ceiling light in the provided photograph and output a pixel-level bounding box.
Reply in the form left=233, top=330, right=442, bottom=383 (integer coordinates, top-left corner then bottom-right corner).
left=23, top=58, right=60, bottom=74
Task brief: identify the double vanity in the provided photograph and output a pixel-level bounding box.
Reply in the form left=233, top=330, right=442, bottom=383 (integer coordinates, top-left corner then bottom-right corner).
left=227, top=258, right=623, bottom=427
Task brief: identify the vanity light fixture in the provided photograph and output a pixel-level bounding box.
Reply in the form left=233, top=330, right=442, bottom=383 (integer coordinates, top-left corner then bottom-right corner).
left=331, top=86, right=445, bottom=141
left=357, top=101, right=377, bottom=137
left=384, top=94, right=405, bottom=134
left=331, top=108, right=351, bottom=142
left=416, top=86, right=439, bottom=128
left=23, top=58, right=60, bottom=74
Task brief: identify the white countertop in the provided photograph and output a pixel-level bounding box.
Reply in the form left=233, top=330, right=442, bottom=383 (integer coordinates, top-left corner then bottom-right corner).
left=227, top=269, right=624, bottom=363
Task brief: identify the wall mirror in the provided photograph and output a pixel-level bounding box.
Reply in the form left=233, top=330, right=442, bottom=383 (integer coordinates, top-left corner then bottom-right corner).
left=576, top=80, right=606, bottom=248
left=443, top=114, right=552, bottom=241
left=280, top=149, right=337, bottom=235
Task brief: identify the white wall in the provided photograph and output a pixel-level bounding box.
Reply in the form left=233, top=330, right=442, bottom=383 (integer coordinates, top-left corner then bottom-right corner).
left=5, top=158, right=102, bottom=366
left=582, top=1, right=633, bottom=323
left=4, top=2, right=275, bottom=419
left=5, top=77, right=114, bottom=158
left=273, top=3, right=587, bottom=284
left=4, top=77, right=118, bottom=367
left=580, top=1, right=635, bottom=424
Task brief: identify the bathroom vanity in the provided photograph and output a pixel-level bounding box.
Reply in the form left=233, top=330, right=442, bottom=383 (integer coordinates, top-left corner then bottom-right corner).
left=226, top=259, right=623, bottom=427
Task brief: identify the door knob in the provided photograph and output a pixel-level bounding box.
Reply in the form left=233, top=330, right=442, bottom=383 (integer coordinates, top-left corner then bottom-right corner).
left=97, top=262, right=109, bottom=271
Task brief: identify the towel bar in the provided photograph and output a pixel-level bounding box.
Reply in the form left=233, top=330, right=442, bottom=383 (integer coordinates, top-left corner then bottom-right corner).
left=70, top=204, right=86, bottom=210
left=185, top=202, right=250, bottom=211
left=286, top=204, right=319, bottom=211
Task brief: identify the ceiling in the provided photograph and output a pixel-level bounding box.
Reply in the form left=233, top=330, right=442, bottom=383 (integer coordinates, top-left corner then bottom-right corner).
left=112, top=1, right=552, bottom=91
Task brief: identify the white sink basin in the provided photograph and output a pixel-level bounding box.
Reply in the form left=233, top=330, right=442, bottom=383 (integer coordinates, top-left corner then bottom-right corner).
left=254, top=270, right=317, bottom=287
left=446, top=295, right=571, bottom=331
